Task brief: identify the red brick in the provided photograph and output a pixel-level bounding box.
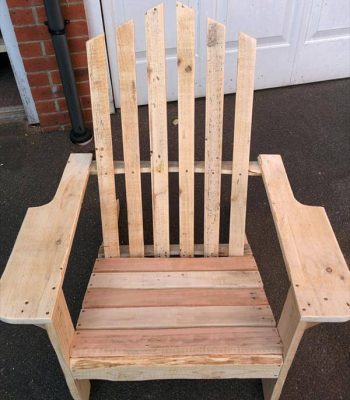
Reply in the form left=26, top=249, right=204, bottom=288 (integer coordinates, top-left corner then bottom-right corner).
left=76, top=81, right=91, bottom=96
left=35, top=100, right=57, bottom=113
left=23, top=56, right=57, bottom=72
left=31, top=85, right=64, bottom=100
left=50, top=70, right=61, bottom=85
left=7, top=0, right=42, bottom=6
left=80, top=95, right=91, bottom=108
left=9, top=8, right=35, bottom=26
left=19, top=42, right=42, bottom=58
left=57, top=98, right=68, bottom=112
left=39, top=111, right=70, bottom=126
left=74, top=68, right=89, bottom=82
left=43, top=40, right=54, bottom=56
left=36, top=4, right=86, bottom=23
left=68, top=37, right=86, bottom=53
left=71, top=52, right=88, bottom=69
left=66, top=21, right=88, bottom=38
left=14, top=25, right=49, bottom=42
left=83, top=108, right=92, bottom=122
left=27, top=72, right=50, bottom=86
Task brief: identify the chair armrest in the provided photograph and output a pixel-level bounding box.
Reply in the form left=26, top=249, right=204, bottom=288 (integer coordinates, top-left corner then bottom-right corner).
left=0, top=153, right=92, bottom=324
left=258, top=154, right=350, bottom=323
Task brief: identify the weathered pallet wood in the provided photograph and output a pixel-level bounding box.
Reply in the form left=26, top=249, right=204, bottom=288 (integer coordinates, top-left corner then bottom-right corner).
left=145, top=4, right=170, bottom=257
left=77, top=306, right=275, bottom=330
left=229, top=33, right=256, bottom=256
left=116, top=21, right=144, bottom=257
left=177, top=3, right=195, bottom=257
left=87, top=35, right=119, bottom=258
left=204, top=19, right=225, bottom=257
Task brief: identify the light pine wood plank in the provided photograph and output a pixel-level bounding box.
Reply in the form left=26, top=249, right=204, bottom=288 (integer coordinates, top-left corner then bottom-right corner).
left=83, top=288, right=268, bottom=308
left=259, top=155, right=350, bottom=322
left=204, top=19, right=225, bottom=256
left=0, top=154, right=91, bottom=324
left=177, top=3, right=195, bottom=256
left=77, top=306, right=275, bottom=330
left=46, top=290, right=90, bottom=400
left=116, top=21, right=144, bottom=257
left=71, top=326, right=281, bottom=358
left=263, top=288, right=307, bottom=400
left=88, top=271, right=262, bottom=289
left=87, top=35, right=119, bottom=257
left=93, top=255, right=257, bottom=272
left=71, top=354, right=282, bottom=380
left=229, top=33, right=256, bottom=256
left=145, top=4, right=170, bottom=257
left=89, top=160, right=262, bottom=176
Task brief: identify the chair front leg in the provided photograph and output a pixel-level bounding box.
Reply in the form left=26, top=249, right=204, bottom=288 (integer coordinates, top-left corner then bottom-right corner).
left=45, top=289, right=90, bottom=400
left=262, top=287, right=308, bottom=400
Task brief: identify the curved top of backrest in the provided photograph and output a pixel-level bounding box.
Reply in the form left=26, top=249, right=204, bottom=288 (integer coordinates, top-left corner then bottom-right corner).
left=87, top=2, right=256, bottom=258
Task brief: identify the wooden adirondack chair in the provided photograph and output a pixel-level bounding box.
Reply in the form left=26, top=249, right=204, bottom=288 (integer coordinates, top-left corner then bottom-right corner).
left=1, top=3, right=349, bottom=400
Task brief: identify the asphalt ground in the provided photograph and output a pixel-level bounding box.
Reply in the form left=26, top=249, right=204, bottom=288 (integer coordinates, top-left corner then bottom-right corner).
left=1, top=79, right=349, bottom=399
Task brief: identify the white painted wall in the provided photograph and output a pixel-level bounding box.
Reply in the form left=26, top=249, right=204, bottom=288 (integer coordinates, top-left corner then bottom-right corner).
left=91, top=0, right=350, bottom=107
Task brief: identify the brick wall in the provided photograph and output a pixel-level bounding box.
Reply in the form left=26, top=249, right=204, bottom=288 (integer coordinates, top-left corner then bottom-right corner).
left=8, top=0, right=92, bottom=132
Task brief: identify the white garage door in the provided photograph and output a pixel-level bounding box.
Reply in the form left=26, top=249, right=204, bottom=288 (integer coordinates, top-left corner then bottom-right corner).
left=100, top=0, right=350, bottom=107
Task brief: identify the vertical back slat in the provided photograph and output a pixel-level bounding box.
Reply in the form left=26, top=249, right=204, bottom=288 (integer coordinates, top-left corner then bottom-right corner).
left=87, top=35, right=120, bottom=257
left=229, top=33, right=256, bottom=256
left=116, top=21, right=144, bottom=257
left=145, top=4, right=170, bottom=257
left=176, top=3, right=195, bottom=257
left=204, top=19, right=226, bottom=257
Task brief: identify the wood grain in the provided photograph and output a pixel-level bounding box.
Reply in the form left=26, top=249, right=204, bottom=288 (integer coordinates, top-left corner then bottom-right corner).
left=77, top=305, right=275, bottom=330
left=259, top=154, right=350, bottom=322
left=116, top=21, right=144, bottom=257
left=204, top=19, right=225, bottom=256
left=87, top=35, right=119, bottom=257
left=83, top=288, right=268, bottom=308
left=177, top=2, right=195, bottom=256
left=145, top=4, right=170, bottom=256
left=0, top=154, right=92, bottom=324
left=229, top=33, right=256, bottom=256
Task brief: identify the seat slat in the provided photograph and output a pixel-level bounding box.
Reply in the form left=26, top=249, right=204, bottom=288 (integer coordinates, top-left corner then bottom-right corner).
left=116, top=21, right=144, bottom=257
left=83, top=288, right=268, bottom=308
left=145, top=4, right=170, bottom=257
left=177, top=3, right=195, bottom=257
left=88, top=271, right=262, bottom=289
left=93, top=255, right=257, bottom=272
left=204, top=19, right=225, bottom=257
left=87, top=35, right=119, bottom=257
left=71, top=354, right=282, bottom=380
left=229, top=33, right=256, bottom=256
left=71, top=327, right=281, bottom=358
left=77, top=306, right=275, bottom=330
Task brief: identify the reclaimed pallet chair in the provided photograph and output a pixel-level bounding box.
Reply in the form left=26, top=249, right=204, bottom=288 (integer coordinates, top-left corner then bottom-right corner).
left=1, top=3, right=349, bottom=400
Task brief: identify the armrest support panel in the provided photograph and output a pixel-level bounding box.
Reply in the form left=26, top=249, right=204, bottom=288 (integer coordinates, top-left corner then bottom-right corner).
left=0, top=153, right=92, bottom=324
left=259, top=154, right=350, bottom=323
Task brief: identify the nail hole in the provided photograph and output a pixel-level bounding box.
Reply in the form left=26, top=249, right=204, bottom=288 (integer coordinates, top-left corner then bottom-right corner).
left=46, top=312, right=49, bottom=315
left=25, top=301, right=29, bottom=304
left=324, top=297, right=328, bottom=301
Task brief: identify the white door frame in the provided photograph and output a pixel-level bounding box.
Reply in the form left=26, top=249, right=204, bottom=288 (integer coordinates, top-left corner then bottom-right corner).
left=0, top=0, right=39, bottom=124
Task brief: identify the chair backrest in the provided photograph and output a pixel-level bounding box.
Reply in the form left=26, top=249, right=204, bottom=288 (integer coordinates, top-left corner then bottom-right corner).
left=87, top=2, right=256, bottom=258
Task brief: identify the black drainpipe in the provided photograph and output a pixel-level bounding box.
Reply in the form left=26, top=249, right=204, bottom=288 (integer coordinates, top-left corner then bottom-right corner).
left=44, top=0, right=92, bottom=144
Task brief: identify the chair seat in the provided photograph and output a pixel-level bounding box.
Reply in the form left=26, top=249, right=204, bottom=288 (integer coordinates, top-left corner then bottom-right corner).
left=70, top=255, right=283, bottom=381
